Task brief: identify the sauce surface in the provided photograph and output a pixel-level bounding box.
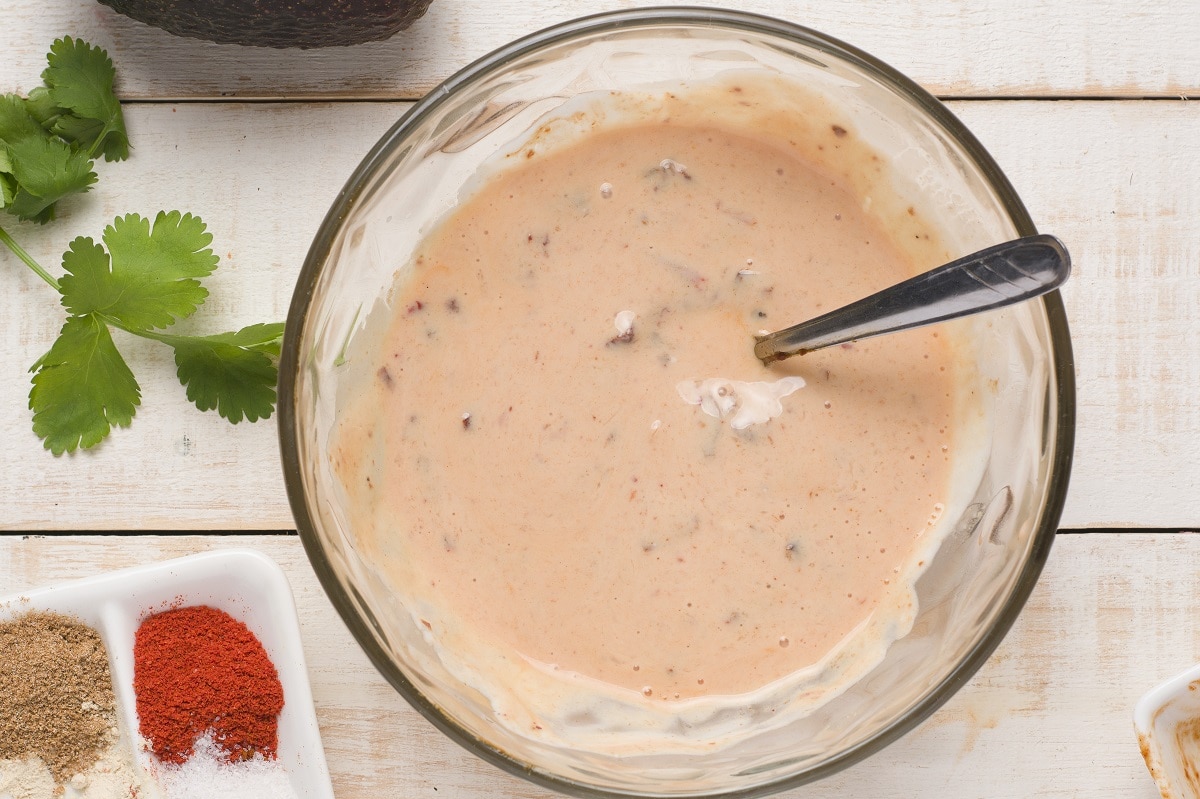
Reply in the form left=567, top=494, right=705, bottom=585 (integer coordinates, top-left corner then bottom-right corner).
left=333, top=84, right=960, bottom=711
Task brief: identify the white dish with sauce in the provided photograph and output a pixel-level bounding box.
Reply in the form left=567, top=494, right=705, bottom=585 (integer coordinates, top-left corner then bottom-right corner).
left=0, top=548, right=333, bottom=799
left=1136, top=663, right=1200, bottom=799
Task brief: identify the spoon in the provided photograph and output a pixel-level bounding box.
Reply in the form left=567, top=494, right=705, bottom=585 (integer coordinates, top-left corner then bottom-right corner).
left=753, top=234, right=1071, bottom=365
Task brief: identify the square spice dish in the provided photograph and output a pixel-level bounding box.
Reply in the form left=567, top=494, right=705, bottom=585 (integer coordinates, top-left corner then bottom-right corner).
left=0, top=549, right=334, bottom=799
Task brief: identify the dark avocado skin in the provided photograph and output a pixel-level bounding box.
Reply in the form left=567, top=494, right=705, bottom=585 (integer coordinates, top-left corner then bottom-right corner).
left=97, top=0, right=434, bottom=48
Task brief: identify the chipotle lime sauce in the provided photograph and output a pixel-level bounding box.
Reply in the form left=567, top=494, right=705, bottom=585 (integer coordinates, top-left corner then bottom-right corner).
left=331, top=75, right=967, bottom=742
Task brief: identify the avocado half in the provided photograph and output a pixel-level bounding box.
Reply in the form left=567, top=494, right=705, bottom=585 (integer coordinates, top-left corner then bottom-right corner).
left=97, top=0, right=434, bottom=48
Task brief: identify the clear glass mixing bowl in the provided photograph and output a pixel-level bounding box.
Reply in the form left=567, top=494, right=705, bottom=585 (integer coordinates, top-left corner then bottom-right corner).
left=279, top=8, right=1074, bottom=797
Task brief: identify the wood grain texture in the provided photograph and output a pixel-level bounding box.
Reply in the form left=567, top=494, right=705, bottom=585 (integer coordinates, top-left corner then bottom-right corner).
left=0, top=99, right=1192, bottom=530
left=953, top=101, right=1200, bottom=530
left=0, top=102, right=402, bottom=530
left=0, top=532, right=1189, bottom=797
left=1, top=0, right=1198, bottom=101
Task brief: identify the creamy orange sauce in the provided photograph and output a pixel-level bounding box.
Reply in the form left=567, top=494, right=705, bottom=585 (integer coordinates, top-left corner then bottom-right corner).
left=333, top=79, right=962, bottom=724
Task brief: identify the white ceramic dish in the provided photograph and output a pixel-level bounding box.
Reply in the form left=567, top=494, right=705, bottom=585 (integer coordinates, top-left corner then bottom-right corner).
left=1135, top=663, right=1200, bottom=799
left=0, top=548, right=334, bottom=799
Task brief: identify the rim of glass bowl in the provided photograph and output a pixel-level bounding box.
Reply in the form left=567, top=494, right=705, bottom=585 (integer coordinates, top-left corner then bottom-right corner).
left=279, top=7, right=1076, bottom=798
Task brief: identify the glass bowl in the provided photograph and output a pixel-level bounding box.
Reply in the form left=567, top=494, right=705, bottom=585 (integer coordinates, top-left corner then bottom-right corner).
left=279, top=7, right=1074, bottom=797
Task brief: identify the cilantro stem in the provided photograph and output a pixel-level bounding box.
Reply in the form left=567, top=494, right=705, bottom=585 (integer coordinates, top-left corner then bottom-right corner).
left=85, top=119, right=116, bottom=161
left=0, top=225, right=62, bottom=291
left=122, top=326, right=189, bottom=347
left=108, top=319, right=283, bottom=354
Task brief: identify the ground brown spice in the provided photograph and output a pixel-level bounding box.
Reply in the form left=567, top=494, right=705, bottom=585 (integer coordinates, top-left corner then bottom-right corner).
left=0, top=610, right=116, bottom=784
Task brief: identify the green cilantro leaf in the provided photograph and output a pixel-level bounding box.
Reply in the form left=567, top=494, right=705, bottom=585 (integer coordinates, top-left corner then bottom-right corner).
left=0, top=174, right=13, bottom=211
left=0, top=94, right=97, bottom=222
left=0, top=147, right=13, bottom=210
left=0, top=94, right=48, bottom=143
left=60, top=211, right=218, bottom=329
left=1, top=38, right=285, bottom=453
left=42, top=37, right=129, bottom=162
left=22, top=87, right=62, bottom=129
left=202, top=321, right=287, bottom=356
left=2, top=135, right=96, bottom=223
left=0, top=37, right=128, bottom=222
left=29, top=313, right=140, bottom=455
left=53, top=114, right=111, bottom=155
left=167, top=323, right=285, bottom=423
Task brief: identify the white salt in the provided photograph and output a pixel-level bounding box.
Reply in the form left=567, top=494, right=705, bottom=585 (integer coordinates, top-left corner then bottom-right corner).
left=152, top=735, right=297, bottom=799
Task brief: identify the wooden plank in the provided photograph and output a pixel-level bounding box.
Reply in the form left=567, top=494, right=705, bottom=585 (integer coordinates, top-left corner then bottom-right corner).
left=1, top=0, right=1198, bottom=101
left=0, top=99, right=1193, bottom=530
left=953, top=100, right=1200, bottom=530
left=0, top=102, right=402, bottom=531
left=0, top=531, right=1188, bottom=797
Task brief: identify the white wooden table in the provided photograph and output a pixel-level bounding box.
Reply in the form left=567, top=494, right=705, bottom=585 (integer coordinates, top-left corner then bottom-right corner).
left=2, top=1, right=1199, bottom=796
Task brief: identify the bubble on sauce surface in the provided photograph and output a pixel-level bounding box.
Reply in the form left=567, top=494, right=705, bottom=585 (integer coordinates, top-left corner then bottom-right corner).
left=658, top=158, right=690, bottom=177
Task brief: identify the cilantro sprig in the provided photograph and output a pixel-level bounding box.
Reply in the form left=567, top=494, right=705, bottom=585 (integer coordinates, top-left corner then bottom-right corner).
left=0, top=38, right=283, bottom=455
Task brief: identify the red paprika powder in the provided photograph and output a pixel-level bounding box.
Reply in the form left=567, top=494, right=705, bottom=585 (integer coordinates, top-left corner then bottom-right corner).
left=133, top=605, right=284, bottom=764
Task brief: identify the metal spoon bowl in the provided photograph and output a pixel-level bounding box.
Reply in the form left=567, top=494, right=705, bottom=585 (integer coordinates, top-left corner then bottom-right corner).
left=753, top=234, right=1071, bottom=365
